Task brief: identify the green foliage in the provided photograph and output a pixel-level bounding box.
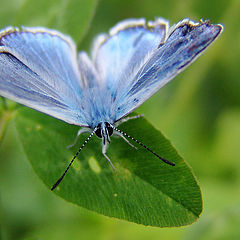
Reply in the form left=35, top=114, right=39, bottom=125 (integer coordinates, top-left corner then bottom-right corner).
left=0, top=0, right=97, bottom=42
left=14, top=108, right=202, bottom=227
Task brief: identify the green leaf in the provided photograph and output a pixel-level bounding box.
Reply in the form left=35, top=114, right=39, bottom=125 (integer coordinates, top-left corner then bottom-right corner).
left=14, top=108, right=202, bottom=227
left=14, top=0, right=98, bottom=42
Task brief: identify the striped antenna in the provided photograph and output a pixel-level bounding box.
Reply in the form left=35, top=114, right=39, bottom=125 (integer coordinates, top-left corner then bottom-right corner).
left=51, top=128, right=96, bottom=191
left=111, top=125, right=175, bottom=166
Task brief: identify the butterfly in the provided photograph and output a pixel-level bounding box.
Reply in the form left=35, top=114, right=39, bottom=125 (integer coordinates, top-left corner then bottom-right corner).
left=0, top=18, right=223, bottom=190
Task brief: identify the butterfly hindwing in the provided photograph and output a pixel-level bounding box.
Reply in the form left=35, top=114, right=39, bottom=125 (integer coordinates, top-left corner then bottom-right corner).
left=92, top=18, right=168, bottom=96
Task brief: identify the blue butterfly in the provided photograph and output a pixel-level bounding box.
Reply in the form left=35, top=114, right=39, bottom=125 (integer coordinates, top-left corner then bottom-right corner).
left=0, top=18, right=223, bottom=189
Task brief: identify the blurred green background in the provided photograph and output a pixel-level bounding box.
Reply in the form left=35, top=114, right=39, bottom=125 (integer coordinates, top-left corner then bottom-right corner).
left=0, top=0, right=240, bottom=239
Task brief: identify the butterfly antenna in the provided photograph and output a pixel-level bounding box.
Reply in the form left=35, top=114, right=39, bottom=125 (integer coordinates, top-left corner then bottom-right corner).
left=51, top=128, right=96, bottom=191
left=111, top=125, right=175, bottom=166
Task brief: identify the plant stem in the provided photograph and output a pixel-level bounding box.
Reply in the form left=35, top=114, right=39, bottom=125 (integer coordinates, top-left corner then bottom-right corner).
left=0, top=97, right=7, bottom=110
left=0, top=110, right=12, bottom=147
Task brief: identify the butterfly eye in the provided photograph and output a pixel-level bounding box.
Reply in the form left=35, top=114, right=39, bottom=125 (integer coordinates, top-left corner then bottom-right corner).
left=95, top=124, right=102, bottom=138
left=105, top=122, right=113, bottom=136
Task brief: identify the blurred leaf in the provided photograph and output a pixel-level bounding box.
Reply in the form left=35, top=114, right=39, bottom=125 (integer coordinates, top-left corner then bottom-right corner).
left=14, top=108, right=202, bottom=227
left=0, top=0, right=25, bottom=29
left=14, top=0, right=97, bottom=42
left=54, top=0, right=98, bottom=43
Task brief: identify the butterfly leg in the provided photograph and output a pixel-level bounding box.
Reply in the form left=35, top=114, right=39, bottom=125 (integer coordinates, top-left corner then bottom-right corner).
left=113, top=130, right=137, bottom=149
left=115, top=114, right=144, bottom=126
left=67, top=128, right=91, bottom=148
left=102, top=142, right=116, bottom=171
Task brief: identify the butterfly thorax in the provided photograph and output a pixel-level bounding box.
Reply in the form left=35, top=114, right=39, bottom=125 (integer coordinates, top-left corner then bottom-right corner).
left=79, top=87, right=117, bottom=128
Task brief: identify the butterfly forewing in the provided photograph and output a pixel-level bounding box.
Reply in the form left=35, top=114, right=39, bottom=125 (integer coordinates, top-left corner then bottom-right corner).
left=0, top=27, right=88, bottom=125
left=113, top=20, right=223, bottom=120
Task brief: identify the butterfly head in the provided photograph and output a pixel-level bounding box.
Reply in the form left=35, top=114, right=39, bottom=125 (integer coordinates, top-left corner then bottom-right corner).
left=95, top=122, right=114, bottom=144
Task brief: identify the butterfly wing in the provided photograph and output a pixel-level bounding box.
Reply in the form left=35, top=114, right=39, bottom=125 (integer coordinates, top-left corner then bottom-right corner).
left=114, top=19, right=223, bottom=120
left=93, top=19, right=223, bottom=121
left=92, top=18, right=168, bottom=95
left=0, top=27, right=88, bottom=126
